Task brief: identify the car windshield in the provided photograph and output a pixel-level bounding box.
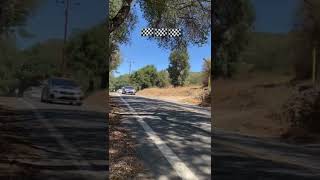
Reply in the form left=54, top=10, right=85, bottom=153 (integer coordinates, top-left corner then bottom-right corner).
left=125, top=86, right=134, bottom=89
left=51, top=79, right=78, bottom=87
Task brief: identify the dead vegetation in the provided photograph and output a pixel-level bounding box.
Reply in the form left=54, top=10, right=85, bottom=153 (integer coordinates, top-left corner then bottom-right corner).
left=109, top=100, right=144, bottom=180
left=137, top=85, right=211, bottom=106
left=213, top=74, right=294, bottom=137
left=280, top=84, right=320, bottom=143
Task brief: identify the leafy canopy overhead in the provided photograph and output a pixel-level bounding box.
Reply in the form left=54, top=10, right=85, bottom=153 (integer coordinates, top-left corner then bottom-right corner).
left=138, top=0, right=211, bottom=49
left=109, top=0, right=211, bottom=49
left=0, top=0, right=40, bottom=36
left=213, top=0, right=255, bottom=78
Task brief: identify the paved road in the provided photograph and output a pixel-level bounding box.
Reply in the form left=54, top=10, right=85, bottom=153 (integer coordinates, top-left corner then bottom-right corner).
left=111, top=94, right=211, bottom=180
left=112, top=93, right=320, bottom=180
left=214, top=129, right=320, bottom=180
left=0, top=89, right=107, bottom=179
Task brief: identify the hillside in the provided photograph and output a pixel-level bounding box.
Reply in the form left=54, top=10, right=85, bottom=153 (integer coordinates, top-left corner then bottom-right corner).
left=238, top=32, right=296, bottom=75
left=137, top=85, right=208, bottom=105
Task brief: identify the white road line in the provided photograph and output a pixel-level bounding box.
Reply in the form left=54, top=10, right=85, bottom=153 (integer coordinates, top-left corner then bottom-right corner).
left=118, top=95, right=199, bottom=180
left=18, top=98, right=95, bottom=169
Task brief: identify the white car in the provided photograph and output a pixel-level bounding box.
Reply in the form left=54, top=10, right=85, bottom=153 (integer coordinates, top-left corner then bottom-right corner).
left=41, top=78, right=83, bottom=105
left=122, top=86, right=136, bottom=95
left=117, top=89, right=122, bottom=93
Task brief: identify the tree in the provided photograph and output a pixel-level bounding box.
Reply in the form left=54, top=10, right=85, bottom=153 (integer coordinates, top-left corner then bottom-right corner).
left=138, top=0, right=211, bottom=49
left=202, top=58, right=211, bottom=88
left=109, top=0, right=136, bottom=76
left=109, top=0, right=211, bottom=48
left=167, top=46, right=190, bottom=87
left=130, top=65, right=159, bottom=90
left=0, top=0, right=40, bottom=37
left=213, top=0, right=255, bottom=78
left=66, top=24, right=108, bottom=91
left=156, top=70, right=170, bottom=88
left=110, top=74, right=131, bottom=91
left=291, top=0, right=320, bottom=80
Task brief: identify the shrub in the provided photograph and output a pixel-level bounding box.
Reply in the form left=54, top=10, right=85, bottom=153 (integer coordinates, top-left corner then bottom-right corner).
left=282, top=85, right=320, bottom=133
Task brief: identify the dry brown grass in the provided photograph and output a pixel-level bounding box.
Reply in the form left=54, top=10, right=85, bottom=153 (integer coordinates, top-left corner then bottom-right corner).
left=213, top=74, right=294, bottom=137
left=83, top=90, right=108, bottom=108
left=137, top=85, right=208, bottom=105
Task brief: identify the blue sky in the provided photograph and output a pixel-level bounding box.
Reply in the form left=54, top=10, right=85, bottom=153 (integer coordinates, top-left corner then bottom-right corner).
left=251, top=0, right=300, bottom=33
left=16, top=0, right=106, bottom=49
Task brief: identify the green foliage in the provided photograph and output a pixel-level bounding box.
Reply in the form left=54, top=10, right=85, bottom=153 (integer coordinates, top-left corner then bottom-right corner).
left=213, top=0, right=255, bottom=78
left=109, top=74, right=131, bottom=91
left=110, top=42, right=122, bottom=72
left=202, top=58, right=211, bottom=87
left=185, top=72, right=203, bottom=86
left=0, top=37, right=61, bottom=94
left=138, top=0, right=211, bottom=49
left=292, top=0, right=320, bottom=80
left=234, top=32, right=296, bottom=76
left=110, top=68, right=170, bottom=91
left=66, top=23, right=108, bottom=90
left=0, top=0, right=40, bottom=36
left=156, top=70, right=170, bottom=88
left=130, top=65, right=159, bottom=90
left=167, top=46, right=190, bottom=87
left=109, top=0, right=137, bottom=76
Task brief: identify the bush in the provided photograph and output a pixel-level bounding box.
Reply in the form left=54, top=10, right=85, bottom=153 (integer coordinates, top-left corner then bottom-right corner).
left=199, top=88, right=211, bottom=107
left=156, top=70, right=170, bottom=88
left=282, top=85, right=320, bottom=133
left=202, top=58, right=211, bottom=87
left=130, top=65, right=159, bottom=90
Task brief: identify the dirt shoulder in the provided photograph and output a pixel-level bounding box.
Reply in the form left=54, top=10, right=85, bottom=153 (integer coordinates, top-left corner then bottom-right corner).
left=214, top=75, right=294, bottom=138
left=136, top=85, right=210, bottom=106
left=109, top=98, right=144, bottom=179
left=0, top=105, right=39, bottom=179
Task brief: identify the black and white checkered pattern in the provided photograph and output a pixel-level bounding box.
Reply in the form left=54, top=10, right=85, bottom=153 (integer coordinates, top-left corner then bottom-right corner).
left=167, top=28, right=182, bottom=37
left=141, top=28, right=154, bottom=36
left=153, top=28, right=167, bottom=37
left=141, top=28, right=181, bottom=37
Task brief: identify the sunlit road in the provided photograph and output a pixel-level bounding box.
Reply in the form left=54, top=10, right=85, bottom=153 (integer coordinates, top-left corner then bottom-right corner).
left=0, top=88, right=107, bottom=180
left=111, top=93, right=211, bottom=180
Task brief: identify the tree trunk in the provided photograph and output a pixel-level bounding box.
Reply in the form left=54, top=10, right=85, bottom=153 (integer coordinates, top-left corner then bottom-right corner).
left=87, top=79, right=94, bottom=93
left=100, top=71, right=108, bottom=89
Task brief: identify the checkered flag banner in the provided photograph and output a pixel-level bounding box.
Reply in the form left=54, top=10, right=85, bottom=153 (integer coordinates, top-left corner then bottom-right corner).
left=141, top=28, right=182, bottom=37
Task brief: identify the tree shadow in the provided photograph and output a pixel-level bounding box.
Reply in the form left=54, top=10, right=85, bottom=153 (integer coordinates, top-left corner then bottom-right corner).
left=0, top=106, right=108, bottom=178
left=111, top=95, right=211, bottom=179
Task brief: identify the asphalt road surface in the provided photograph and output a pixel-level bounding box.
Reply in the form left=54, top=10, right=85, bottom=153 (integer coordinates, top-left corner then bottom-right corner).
left=0, top=88, right=107, bottom=180
left=112, top=93, right=320, bottom=180
left=111, top=93, right=211, bottom=180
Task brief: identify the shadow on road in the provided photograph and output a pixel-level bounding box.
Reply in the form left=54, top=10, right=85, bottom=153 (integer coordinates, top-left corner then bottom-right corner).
left=111, top=95, right=211, bottom=179
left=0, top=104, right=107, bottom=179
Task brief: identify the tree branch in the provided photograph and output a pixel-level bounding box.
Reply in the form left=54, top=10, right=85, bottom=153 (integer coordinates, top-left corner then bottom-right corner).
left=109, top=0, right=133, bottom=33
